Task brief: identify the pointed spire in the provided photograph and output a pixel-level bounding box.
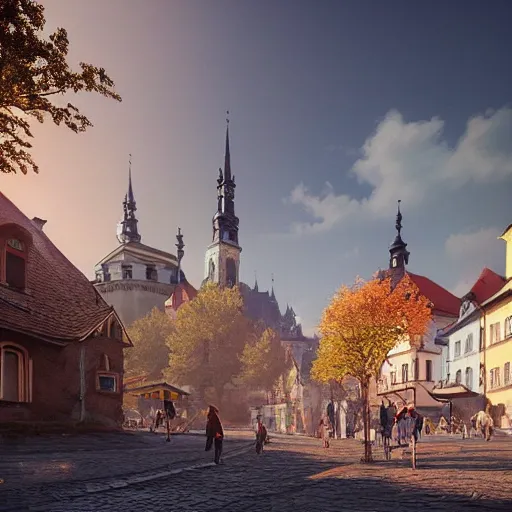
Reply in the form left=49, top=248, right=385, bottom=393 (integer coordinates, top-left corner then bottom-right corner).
left=270, top=273, right=276, bottom=301
left=389, top=199, right=410, bottom=271
left=117, top=154, right=141, bottom=244
left=254, top=271, right=259, bottom=292
left=176, top=227, right=185, bottom=284
left=224, top=110, right=231, bottom=180
left=127, top=154, right=135, bottom=203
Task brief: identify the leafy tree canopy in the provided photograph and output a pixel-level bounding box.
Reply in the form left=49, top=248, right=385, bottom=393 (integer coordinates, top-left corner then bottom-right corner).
left=238, top=326, right=290, bottom=392
left=0, top=0, right=121, bottom=174
left=125, top=307, right=174, bottom=380
left=165, top=283, right=250, bottom=403
left=312, top=275, right=432, bottom=385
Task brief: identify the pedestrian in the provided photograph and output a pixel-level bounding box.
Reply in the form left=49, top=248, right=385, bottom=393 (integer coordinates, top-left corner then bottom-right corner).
left=255, top=416, right=267, bottom=454
left=205, top=405, right=224, bottom=465
left=319, top=418, right=330, bottom=448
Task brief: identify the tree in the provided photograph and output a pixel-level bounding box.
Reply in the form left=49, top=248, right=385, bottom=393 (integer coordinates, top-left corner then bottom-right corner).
left=165, top=283, right=250, bottom=404
left=0, top=0, right=121, bottom=174
left=238, top=326, right=290, bottom=396
left=312, top=275, right=432, bottom=462
left=125, top=307, right=174, bottom=380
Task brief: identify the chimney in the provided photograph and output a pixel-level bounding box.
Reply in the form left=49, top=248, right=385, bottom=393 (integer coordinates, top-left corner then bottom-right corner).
left=31, top=217, right=47, bottom=231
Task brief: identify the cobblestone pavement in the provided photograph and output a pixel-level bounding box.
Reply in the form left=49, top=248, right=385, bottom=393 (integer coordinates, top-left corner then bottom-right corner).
left=0, top=429, right=254, bottom=511
left=1, top=433, right=511, bottom=511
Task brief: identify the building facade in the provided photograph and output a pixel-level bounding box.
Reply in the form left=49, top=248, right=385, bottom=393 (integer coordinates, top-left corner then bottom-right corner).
left=94, top=167, right=196, bottom=327
left=481, top=224, right=512, bottom=429
left=378, top=203, right=460, bottom=416
left=0, top=192, right=130, bottom=428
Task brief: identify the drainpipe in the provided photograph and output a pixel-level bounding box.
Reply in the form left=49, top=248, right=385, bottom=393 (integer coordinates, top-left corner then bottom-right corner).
left=79, top=343, right=86, bottom=422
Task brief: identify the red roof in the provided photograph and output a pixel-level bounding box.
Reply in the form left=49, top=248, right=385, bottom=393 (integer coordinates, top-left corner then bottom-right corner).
left=0, top=192, right=118, bottom=343
left=165, top=280, right=197, bottom=312
left=468, top=267, right=506, bottom=304
left=407, top=272, right=461, bottom=317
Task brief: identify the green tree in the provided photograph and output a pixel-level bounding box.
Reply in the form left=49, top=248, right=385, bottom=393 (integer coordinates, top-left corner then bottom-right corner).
left=165, top=283, right=250, bottom=404
left=0, top=0, right=121, bottom=174
left=239, top=327, right=290, bottom=394
left=125, top=307, right=174, bottom=380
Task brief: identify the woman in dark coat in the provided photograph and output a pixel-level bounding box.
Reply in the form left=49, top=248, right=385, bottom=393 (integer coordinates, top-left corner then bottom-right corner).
left=205, top=405, right=224, bottom=464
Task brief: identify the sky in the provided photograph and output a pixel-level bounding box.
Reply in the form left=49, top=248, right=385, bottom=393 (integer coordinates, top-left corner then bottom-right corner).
left=3, top=0, right=512, bottom=335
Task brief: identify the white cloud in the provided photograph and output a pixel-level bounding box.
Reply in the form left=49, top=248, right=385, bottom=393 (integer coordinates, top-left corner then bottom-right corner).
left=445, top=227, right=504, bottom=297
left=288, top=107, right=512, bottom=234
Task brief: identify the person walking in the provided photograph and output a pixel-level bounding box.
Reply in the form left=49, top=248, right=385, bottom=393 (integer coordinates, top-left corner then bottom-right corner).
left=319, top=418, right=330, bottom=448
left=255, top=416, right=267, bottom=454
left=205, top=405, right=224, bottom=465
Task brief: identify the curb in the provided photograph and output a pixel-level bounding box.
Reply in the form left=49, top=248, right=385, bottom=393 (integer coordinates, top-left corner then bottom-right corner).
left=84, top=441, right=255, bottom=494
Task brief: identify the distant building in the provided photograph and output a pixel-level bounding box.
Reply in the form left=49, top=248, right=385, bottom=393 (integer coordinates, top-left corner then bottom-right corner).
left=378, top=202, right=461, bottom=417
left=200, top=117, right=307, bottom=340
left=0, top=192, right=131, bottom=428
left=94, top=166, right=196, bottom=326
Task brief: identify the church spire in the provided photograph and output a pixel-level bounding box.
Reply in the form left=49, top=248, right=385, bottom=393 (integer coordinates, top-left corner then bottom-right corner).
left=389, top=199, right=409, bottom=272
left=224, top=112, right=231, bottom=181
left=253, top=271, right=259, bottom=292
left=176, top=227, right=185, bottom=284
left=117, top=154, right=141, bottom=244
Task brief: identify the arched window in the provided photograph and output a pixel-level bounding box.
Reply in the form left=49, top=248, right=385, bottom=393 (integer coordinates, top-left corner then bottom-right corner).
left=109, top=318, right=123, bottom=341
left=455, top=369, right=462, bottom=385
left=226, top=258, right=237, bottom=287
left=5, top=238, right=27, bottom=290
left=505, top=316, right=512, bottom=338
left=0, top=343, right=31, bottom=402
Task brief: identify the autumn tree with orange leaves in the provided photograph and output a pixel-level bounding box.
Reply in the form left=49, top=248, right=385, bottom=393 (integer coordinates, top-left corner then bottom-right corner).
left=312, top=275, right=432, bottom=462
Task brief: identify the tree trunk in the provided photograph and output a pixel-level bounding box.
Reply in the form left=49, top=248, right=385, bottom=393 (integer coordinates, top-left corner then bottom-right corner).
left=361, top=379, right=372, bottom=462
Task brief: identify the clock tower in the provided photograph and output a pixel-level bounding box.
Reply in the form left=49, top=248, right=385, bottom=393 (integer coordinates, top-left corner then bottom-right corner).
left=204, top=114, right=241, bottom=288
left=389, top=200, right=410, bottom=285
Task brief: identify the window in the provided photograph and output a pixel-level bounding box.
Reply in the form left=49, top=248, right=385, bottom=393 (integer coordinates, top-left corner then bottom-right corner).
left=390, top=371, right=397, bottom=385
left=109, top=318, right=123, bottom=341
left=505, top=317, right=512, bottom=339
left=413, top=358, right=419, bottom=380
left=5, top=238, right=26, bottom=290
left=392, top=257, right=397, bottom=268
left=401, top=364, right=409, bottom=383
left=504, top=362, right=510, bottom=386
left=226, top=258, right=237, bottom=288
left=490, top=323, right=501, bottom=345
left=454, top=340, right=461, bottom=358
left=122, top=265, right=132, bottom=279
left=0, top=343, right=31, bottom=402
left=464, top=333, right=473, bottom=354
left=146, top=265, right=157, bottom=281
left=97, top=374, right=117, bottom=393
left=490, top=367, right=500, bottom=389
left=479, top=327, right=484, bottom=351
left=465, top=367, right=473, bottom=390
left=455, top=370, right=462, bottom=384
left=426, top=360, right=433, bottom=382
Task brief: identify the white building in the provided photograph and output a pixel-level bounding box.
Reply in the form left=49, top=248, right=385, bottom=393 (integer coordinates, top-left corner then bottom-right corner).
left=94, top=168, right=195, bottom=327
left=377, top=204, right=460, bottom=415
left=439, top=268, right=505, bottom=393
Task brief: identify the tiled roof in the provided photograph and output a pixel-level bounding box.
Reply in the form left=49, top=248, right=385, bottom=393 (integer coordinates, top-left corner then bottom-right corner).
left=407, top=272, right=460, bottom=317
left=0, top=192, right=116, bottom=343
left=467, top=267, right=506, bottom=304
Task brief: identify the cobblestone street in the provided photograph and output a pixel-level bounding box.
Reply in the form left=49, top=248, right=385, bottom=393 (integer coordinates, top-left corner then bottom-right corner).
left=1, top=432, right=511, bottom=511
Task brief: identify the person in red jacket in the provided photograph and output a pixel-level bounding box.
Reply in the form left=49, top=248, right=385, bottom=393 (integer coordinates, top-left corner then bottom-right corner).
left=205, top=405, right=224, bottom=464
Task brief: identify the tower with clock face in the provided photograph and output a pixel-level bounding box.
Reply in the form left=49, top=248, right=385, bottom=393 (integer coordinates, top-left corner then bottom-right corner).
left=203, top=118, right=241, bottom=288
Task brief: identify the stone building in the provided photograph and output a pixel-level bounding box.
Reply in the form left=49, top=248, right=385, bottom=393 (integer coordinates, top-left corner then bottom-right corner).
left=94, top=167, right=196, bottom=327
left=0, top=192, right=130, bottom=428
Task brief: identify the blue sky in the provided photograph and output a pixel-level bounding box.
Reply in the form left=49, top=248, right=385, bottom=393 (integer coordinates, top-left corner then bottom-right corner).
left=4, top=0, right=512, bottom=334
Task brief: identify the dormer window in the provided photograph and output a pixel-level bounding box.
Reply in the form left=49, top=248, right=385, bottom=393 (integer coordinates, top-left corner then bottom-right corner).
left=5, top=238, right=27, bottom=290
left=122, top=265, right=132, bottom=279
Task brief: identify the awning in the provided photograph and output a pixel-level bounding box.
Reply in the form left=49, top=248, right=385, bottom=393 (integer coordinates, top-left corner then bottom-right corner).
left=428, top=384, right=480, bottom=401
